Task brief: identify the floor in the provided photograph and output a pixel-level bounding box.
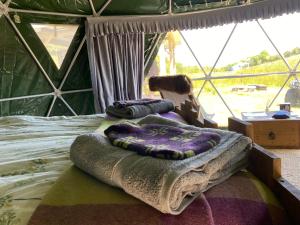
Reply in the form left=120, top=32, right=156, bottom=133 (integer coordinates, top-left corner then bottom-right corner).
left=268, top=149, right=300, bottom=190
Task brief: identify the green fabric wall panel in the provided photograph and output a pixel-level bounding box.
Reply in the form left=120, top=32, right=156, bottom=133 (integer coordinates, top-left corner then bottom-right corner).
left=50, top=92, right=95, bottom=116
left=172, top=0, right=265, bottom=13
left=0, top=13, right=94, bottom=116
left=49, top=97, right=74, bottom=116
left=62, top=44, right=92, bottom=91
left=15, top=22, right=60, bottom=87
left=13, top=14, right=86, bottom=87
left=0, top=17, right=52, bottom=99
left=0, top=96, right=53, bottom=116
left=10, top=0, right=93, bottom=14
left=9, top=0, right=168, bottom=15
left=60, top=92, right=95, bottom=115
left=95, top=0, right=168, bottom=15
left=13, top=12, right=82, bottom=24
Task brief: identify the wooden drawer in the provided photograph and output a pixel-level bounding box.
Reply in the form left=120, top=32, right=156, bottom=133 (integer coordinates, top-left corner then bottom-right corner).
left=251, top=121, right=300, bottom=148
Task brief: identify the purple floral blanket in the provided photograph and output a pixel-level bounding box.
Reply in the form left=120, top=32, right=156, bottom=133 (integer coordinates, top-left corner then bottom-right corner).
left=104, top=123, right=221, bottom=160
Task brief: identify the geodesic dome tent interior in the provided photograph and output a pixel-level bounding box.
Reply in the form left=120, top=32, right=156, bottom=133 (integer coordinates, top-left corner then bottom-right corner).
left=0, top=0, right=166, bottom=116
left=0, top=0, right=299, bottom=117
left=2, top=2, right=300, bottom=225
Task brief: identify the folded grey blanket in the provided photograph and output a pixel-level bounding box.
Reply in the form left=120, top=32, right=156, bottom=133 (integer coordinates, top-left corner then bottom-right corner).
left=106, top=99, right=174, bottom=119
left=70, top=115, right=252, bottom=214
left=113, top=99, right=161, bottom=108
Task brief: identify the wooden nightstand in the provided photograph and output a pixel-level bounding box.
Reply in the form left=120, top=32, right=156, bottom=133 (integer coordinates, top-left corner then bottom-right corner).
left=229, top=112, right=300, bottom=149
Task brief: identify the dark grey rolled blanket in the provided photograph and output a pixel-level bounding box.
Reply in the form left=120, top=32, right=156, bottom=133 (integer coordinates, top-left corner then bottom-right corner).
left=113, top=99, right=161, bottom=108
left=106, top=99, right=174, bottom=119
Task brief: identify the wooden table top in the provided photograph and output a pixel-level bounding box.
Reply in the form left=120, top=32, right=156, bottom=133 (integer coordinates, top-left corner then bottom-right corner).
left=241, top=111, right=300, bottom=121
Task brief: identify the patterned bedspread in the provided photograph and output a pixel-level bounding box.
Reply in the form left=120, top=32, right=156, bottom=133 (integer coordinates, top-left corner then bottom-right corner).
left=0, top=115, right=105, bottom=225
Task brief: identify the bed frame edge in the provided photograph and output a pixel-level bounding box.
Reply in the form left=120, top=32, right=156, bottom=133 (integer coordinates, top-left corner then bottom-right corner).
left=276, top=178, right=300, bottom=224
left=228, top=117, right=300, bottom=224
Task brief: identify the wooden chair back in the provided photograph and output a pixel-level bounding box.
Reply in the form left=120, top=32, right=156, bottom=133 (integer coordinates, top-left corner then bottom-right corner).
left=149, top=75, right=217, bottom=128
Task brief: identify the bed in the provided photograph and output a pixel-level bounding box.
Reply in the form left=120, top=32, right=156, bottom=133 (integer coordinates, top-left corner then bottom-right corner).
left=0, top=114, right=299, bottom=225
left=1, top=77, right=300, bottom=224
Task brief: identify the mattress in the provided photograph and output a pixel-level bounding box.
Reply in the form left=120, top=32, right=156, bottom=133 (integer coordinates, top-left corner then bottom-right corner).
left=0, top=114, right=289, bottom=225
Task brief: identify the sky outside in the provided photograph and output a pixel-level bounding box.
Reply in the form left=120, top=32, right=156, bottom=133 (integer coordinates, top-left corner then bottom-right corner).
left=174, top=12, right=300, bottom=67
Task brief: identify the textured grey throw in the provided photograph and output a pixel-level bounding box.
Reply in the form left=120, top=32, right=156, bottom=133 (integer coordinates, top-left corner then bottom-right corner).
left=70, top=115, right=252, bottom=214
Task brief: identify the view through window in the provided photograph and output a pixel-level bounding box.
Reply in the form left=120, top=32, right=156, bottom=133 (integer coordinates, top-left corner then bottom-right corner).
left=144, top=12, right=300, bottom=126
left=31, top=24, right=79, bottom=69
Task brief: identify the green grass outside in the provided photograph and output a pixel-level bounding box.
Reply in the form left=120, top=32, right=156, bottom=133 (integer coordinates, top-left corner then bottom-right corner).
left=190, top=55, right=300, bottom=94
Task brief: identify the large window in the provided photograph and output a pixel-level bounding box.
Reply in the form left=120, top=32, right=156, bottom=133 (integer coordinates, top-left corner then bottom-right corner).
left=144, top=12, right=300, bottom=126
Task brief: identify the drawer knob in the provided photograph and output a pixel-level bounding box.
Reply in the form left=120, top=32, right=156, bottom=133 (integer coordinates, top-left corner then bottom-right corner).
left=268, top=131, right=276, bottom=140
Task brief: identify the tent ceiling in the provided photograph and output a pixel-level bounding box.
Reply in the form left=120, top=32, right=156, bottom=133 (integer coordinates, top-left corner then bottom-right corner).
left=7, top=0, right=168, bottom=15
left=3, top=0, right=272, bottom=16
